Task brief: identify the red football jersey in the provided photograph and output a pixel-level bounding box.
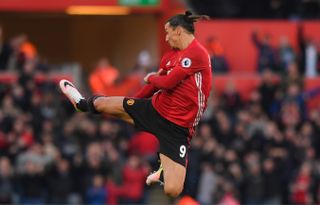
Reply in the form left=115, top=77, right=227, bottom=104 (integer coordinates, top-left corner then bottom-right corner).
left=150, top=39, right=212, bottom=128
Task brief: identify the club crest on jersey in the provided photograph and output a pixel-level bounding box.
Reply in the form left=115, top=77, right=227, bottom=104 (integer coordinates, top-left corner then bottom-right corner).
left=127, top=99, right=135, bottom=106
left=181, top=58, right=192, bottom=68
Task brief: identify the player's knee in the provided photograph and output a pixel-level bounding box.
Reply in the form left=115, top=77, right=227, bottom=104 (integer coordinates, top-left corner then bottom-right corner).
left=93, top=97, right=104, bottom=111
left=164, top=184, right=182, bottom=198
left=93, top=97, right=107, bottom=112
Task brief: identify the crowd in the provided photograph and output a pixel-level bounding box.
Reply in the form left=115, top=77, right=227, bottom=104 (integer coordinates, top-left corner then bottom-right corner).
left=185, top=67, right=320, bottom=205
left=187, top=0, right=320, bottom=19
left=1, top=24, right=320, bottom=205
left=0, top=57, right=159, bottom=204
left=206, top=24, right=319, bottom=75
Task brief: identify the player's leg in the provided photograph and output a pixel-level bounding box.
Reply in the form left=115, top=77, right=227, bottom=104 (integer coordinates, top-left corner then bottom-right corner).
left=160, top=153, right=186, bottom=197
left=59, top=79, right=133, bottom=124
left=93, top=96, right=133, bottom=124
left=143, top=108, right=189, bottom=197
left=61, top=79, right=186, bottom=197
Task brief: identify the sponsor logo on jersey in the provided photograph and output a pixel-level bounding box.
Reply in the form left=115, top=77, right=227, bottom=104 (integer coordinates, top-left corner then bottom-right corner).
left=181, top=58, right=192, bottom=68
left=127, top=99, right=135, bottom=106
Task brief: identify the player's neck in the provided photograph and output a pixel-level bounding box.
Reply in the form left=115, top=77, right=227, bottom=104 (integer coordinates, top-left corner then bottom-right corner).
left=178, top=35, right=195, bottom=50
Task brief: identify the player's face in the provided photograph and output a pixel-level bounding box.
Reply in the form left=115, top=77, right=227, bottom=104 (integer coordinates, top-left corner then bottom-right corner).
left=165, top=23, right=179, bottom=49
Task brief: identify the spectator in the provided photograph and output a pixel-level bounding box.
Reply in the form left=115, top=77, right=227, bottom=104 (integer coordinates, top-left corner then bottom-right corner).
left=221, top=81, right=242, bottom=116
left=89, top=52, right=152, bottom=97
left=227, top=163, right=243, bottom=194
left=243, top=163, right=265, bottom=205
left=278, top=36, right=296, bottom=73
left=0, top=26, right=13, bottom=70
left=128, top=131, right=158, bottom=157
left=6, top=34, right=27, bottom=71
left=103, top=141, right=123, bottom=184
left=119, top=155, right=149, bottom=204
left=126, top=50, right=155, bottom=96
left=252, top=30, right=277, bottom=73
left=128, top=131, right=159, bottom=167
left=57, top=121, right=79, bottom=161
left=82, top=142, right=109, bottom=192
left=131, top=50, right=154, bottom=77
left=290, top=162, right=313, bottom=204
left=262, top=158, right=281, bottom=205
left=281, top=62, right=304, bottom=91
left=89, top=57, right=120, bottom=95
left=258, top=69, right=279, bottom=115
left=298, top=24, right=318, bottom=76
left=86, top=174, right=106, bottom=205
left=206, top=36, right=229, bottom=73
left=47, top=158, right=74, bottom=204
left=215, top=110, right=234, bottom=146
left=19, top=40, right=37, bottom=62
left=16, top=143, right=50, bottom=174
left=17, top=160, right=45, bottom=205
left=0, top=157, right=14, bottom=204
left=217, top=182, right=240, bottom=205
left=304, top=38, right=318, bottom=77
left=281, top=82, right=320, bottom=121
left=42, top=132, right=59, bottom=162
left=197, top=163, right=218, bottom=205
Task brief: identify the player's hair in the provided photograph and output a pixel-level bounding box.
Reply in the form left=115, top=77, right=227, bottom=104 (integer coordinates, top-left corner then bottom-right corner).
left=167, top=10, right=209, bottom=34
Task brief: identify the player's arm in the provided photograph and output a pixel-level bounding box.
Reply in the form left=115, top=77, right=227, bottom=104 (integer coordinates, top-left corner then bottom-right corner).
left=134, top=84, right=158, bottom=98
left=144, top=68, right=188, bottom=90
left=134, top=69, right=166, bottom=98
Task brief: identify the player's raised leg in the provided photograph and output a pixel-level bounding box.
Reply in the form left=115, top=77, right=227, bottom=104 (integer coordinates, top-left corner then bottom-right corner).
left=60, top=79, right=186, bottom=197
left=94, top=96, right=133, bottom=124
left=59, top=79, right=133, bottom=124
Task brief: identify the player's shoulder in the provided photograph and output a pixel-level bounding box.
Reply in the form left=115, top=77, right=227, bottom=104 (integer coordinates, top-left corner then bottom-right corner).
left=184, top=39, right=209, bottom=59
left=162, top=50, right=177, bottom=60
left=160, top=50, right=178, bottom=69
left=181, top=40, right=209, bottom=68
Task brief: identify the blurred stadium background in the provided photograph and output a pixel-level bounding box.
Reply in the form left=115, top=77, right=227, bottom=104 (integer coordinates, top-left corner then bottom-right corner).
left=0, top=0, right=320, bottom=204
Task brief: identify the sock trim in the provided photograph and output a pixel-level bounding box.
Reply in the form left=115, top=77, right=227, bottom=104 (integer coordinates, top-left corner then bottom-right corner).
left=87, top=95, right=104, bottom=114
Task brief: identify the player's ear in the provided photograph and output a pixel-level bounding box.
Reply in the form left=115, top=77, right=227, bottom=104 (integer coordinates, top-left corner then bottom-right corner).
left=176, top=26, right=183, bottom=35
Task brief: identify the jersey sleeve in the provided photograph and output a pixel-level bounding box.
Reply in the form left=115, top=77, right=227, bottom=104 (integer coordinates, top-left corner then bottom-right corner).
left=159, top=52, right=172, bottom=72
left=176, top=49, right=211, bottom=76
left=148, top=49, right=211, bottom=90
left=134, top=84, right=158, bottom=98
left=148, top=68, right=188, bottom=90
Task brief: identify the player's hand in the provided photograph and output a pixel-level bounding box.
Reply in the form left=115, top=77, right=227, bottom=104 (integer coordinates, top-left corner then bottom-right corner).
left=157, top=69, right=164, bottom=75
left=144, top=72, right=157, bottom=83
left=143, top=69, right=161, bottom=83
